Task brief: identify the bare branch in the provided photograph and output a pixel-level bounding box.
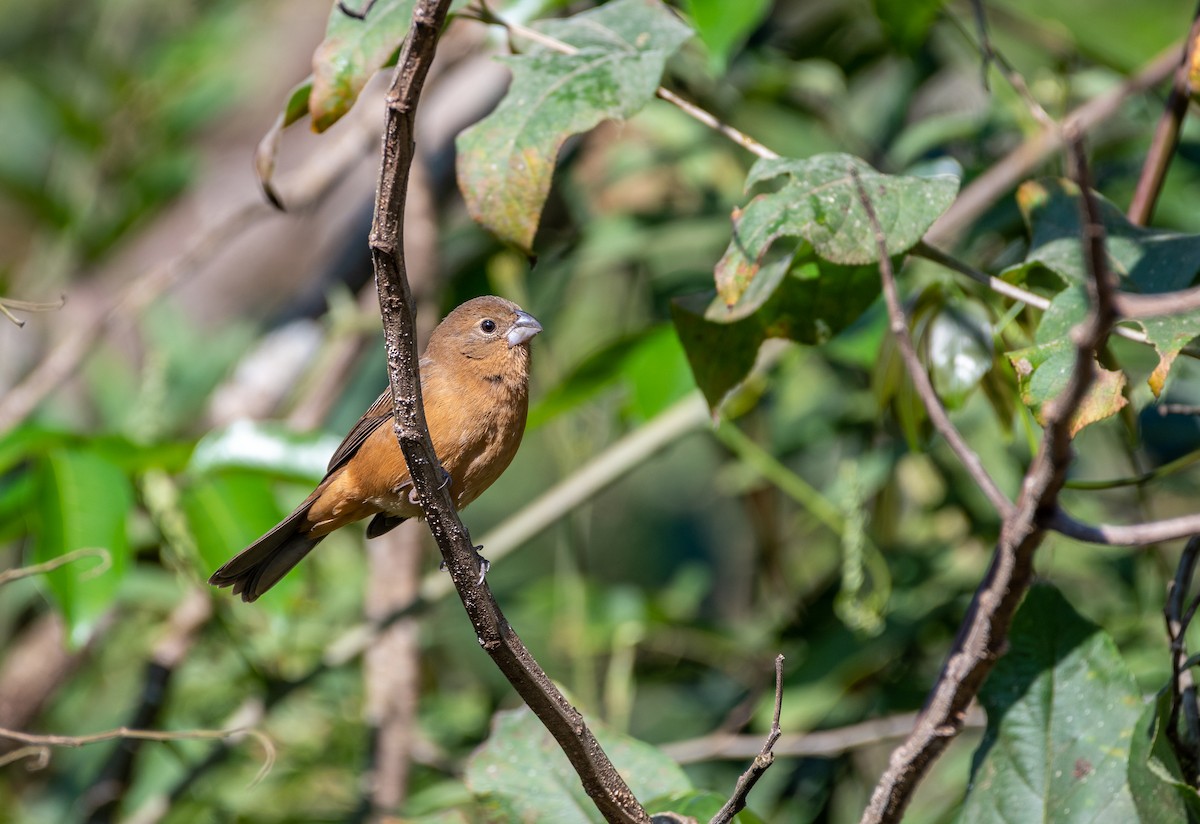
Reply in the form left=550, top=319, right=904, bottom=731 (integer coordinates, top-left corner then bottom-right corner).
left=710, top=655, right=785, bottom=824
left=858, top=135, right=1117, bottom=824
left=0, top=295, right=65, bottom=328
left=367, top=1, right=649, bottom=820
left=0, top=724, right=274, bottom=785
left=1128, top=8, right=1200, bottom=224
left=925, top=46, right=1179, bottom=247
left=1049, top=509, right=1200, bottom=545
left=663, top=707, right=985, bottom=763
left=1114, top=287, right=1200, bottom=319
left=0, top=548, right=111, bottom=587
left=853, top=172, right=1013, bottom=518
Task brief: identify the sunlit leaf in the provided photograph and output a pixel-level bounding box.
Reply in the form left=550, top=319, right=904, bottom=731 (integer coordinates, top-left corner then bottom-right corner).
left=925, top=299, right=994, bottom=409
left=1005, top=286, right=1127, bottom=435
left=456, top=0, right=693, bottom=252
left=714, top=153, right=958, bottom=305
left=1007, top=179, right=1200, bottom=395
left=465, top=707, right=691, bottom=823
left=34, top=449, right=132, bottom=646
left=310, top=0, right=414, bottom=132
left=189, top=420, right=338, bottom=482
left=959, top=584, right=1142, bottom=823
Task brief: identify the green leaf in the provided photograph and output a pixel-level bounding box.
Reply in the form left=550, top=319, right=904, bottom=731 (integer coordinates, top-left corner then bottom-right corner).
left=528, top=326, right=680, bottom=429
left=465, top=707, right=691, bottom=823
left=310, top=0, right=414, bottom=132
left=959, top=584, right=1143, bottom=823
left=681, top=0, right=772, bottom=73
left=924, top=298, right=994, bottom=409
left=714, top=153, right=958, bottom=305
left=34, top=449, right=133, bottom=646
left=1008, top=179, right=1200, bottom=395
left=1005, top=286, right=1127, bottom=436
left=180, top=470, right=287, bottom=572
left=255, top=77, right=315, bottom=207
left=674, top=256, right=881, bottom=412
left=456, top=0, right=693, bottom=252
left=1127, top=690, right=1200, bottom=823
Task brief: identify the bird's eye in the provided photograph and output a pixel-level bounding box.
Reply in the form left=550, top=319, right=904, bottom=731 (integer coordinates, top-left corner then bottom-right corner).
left=480, top=319, right=497, bottom=334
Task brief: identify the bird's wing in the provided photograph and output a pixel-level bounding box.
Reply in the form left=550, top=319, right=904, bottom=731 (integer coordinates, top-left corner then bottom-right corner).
left=325, top=389, right=395, bottom=473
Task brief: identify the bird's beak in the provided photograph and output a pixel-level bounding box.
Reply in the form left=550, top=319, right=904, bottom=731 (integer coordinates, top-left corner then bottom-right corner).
left=507, top=311, right=543, bottom=347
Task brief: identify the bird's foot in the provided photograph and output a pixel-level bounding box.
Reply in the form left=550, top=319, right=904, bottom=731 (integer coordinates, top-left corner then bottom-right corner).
left=438, top=544, right=490, bottom=586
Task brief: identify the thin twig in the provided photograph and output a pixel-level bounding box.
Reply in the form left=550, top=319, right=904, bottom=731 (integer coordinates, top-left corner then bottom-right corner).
left=337, top=0, right=378, bottom=20
left=367, top=1, right=649, bottom=820
left=0, top=548, right=111, bottom=587
left=1159, top=404, right=1200, bottom=416
left=1128, top=4, right=1200, bottom=225
left=0, top=725, right=274, bottom=785
left=859, top=134, right=1117, bottom=824
left=1114, top=287, right=1200, bottom=319
left=1049, top=509, right=1200, bottom=545
left=709, top=654, right=785, bottom=824
left=663, top=707, right=986, bottom=763
left=1065, top=445, right=1200, bottom=490
left=464, top=4, right=779, bottom=161
left=0, top=295, right=66, bottom=328
left=854, top=174, right=1013, bottom=517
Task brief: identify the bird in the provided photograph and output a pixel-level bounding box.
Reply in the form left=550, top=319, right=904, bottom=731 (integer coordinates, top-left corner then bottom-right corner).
left=209, top=295, right=542, bottom=602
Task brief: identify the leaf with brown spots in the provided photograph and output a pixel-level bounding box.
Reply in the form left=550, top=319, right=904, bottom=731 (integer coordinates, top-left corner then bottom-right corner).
left=456, top=0, right=692, bottom=253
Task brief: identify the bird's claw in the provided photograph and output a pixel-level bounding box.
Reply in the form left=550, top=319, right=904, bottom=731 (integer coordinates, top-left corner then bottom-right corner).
left=438, top=544, right=490, bottom=586
left=474, top=546, right=491, bottom=585
left=405, top=469, right=451, bottom=505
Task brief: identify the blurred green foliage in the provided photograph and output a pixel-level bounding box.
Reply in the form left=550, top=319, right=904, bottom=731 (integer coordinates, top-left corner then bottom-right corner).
left=5, top=0, right=1200, bottom=822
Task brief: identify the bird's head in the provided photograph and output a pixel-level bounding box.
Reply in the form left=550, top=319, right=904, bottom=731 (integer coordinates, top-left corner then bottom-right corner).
left=426, top=295, right=542, bottom=380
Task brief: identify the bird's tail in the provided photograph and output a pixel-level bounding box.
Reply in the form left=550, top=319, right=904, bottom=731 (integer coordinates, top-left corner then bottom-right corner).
left=208, top=497, right=323, bottom=602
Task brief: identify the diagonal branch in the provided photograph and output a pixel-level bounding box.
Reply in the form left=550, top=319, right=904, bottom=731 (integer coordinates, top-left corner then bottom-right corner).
left=1127, top=3, right=1200, bottom=225
left=709, top=654, right=785, bottom=824
left=856, top=133, right=1117, bottom=824
left=857, top=177, right=1012, bottom=517
left=367, top=2, right=649, bottom=821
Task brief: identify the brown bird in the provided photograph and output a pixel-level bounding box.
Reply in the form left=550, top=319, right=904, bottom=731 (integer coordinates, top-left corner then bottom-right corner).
left=209, top=295, right=542, bottom=602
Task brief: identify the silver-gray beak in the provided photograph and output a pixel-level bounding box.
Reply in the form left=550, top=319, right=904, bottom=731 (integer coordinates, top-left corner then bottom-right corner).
left=507, top=310, right=542, bottom=347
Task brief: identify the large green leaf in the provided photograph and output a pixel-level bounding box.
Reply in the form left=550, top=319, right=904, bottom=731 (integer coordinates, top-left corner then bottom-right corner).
left=714, top=154, right=958, bottom=305
left=1127, top=690, right=1200, bottom=823
left=1005, top=285, right=1127, bottom=436
left=958, top=584, right=1143, bottom=823
left=180, top=470, right=289, bottom=572
left=310, top=0, right=414, bottom=132
left=34, top=449, right=133, bottom=646
left=1007, top=179, right=1200, bottom=395
left=465, top=707, right=691, bottom=823
left=456, top=0, right=693, bottom=253
left=673, top=256, right=881, bottom=412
